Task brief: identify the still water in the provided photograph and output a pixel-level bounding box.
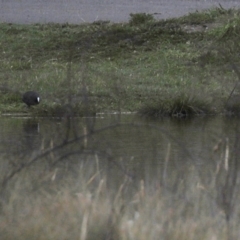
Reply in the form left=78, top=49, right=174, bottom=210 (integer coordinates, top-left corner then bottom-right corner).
left=0, top=114, right=239, bottom=188
left=3, top=114, right=240, bottom=238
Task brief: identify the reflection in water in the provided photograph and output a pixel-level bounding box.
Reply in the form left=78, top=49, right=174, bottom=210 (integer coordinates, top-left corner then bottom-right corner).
left=0, top=116, right=237, bottom=166
left=0, top=115, right=239, bottom=185
left=1, top=115, right=240, bottom=238
left=0, top=116, right=240, bottom=190
left=22, top=118, right=40, bottom=153
left=23, top=118, right=40, bottom=135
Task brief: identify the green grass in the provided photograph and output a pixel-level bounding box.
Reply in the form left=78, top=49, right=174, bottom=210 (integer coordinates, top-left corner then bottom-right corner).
left=1, top=7, right=240, bottom=116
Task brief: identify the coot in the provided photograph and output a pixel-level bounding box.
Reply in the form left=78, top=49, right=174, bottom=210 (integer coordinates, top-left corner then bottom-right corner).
left=22, top=91, right=40, bottom=107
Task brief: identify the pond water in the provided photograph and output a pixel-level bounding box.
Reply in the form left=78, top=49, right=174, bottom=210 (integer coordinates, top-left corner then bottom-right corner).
left=0, top=114, right=239, bottom=189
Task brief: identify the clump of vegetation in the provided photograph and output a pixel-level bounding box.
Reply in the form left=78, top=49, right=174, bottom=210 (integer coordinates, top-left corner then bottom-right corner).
left=138, top=93, right=213, bottom=118
left=129, top=12, right=155, bottom=25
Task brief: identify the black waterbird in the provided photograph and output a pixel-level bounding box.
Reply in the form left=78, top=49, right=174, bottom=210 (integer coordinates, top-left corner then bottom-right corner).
left=22, top=91, right=40, bottom=107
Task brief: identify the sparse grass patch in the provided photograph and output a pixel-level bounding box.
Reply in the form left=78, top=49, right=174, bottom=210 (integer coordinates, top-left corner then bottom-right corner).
left=178, top=6, right=230, bottom=25
left=196, top=13, right=240, bottom=66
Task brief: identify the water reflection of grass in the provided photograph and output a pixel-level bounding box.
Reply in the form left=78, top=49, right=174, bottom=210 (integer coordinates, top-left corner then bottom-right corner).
left=0, top=166, right=235, bottom=239
left=0, top=8, right=240, bottom=116
left=1, top=124, right=240, bottom=240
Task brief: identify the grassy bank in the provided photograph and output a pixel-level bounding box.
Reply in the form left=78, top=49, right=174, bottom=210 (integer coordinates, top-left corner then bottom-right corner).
left=1, top=7, right=240, bottom=116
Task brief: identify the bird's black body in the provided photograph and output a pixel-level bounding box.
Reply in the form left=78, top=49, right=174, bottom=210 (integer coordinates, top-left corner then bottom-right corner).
left=22, top=91, right=40, bottom=107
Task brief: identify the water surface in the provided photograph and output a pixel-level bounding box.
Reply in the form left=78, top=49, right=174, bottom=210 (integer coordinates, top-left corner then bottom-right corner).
left=0, top=114, right=239, bottom=188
